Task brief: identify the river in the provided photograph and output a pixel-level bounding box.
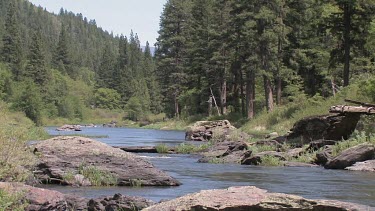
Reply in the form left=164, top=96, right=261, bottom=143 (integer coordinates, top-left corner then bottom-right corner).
left=44, top=127, right=375, bottom=206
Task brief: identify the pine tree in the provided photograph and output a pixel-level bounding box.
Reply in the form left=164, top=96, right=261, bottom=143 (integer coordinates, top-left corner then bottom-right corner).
left=155, top=0, right=192, bottom=118
left=25, top=30, right=49, bottom=86
left=54, top=23, right=71, bottom=76
left=1, top=0, right=23, bottom=80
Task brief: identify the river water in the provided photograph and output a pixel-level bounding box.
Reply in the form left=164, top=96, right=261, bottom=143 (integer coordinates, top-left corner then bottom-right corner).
left=44, top=127, right=375, bottom=206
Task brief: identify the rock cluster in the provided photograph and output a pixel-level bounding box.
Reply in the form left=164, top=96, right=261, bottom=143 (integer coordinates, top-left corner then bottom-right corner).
left=0, top=182, right=154, bottom=211
left=198, top=141, right=248, bottom=164
left=33, top=136, right=180, bottom=186
left=143, top=186, right=372, bottom=211
left=185, top=120, right=236, bottom=142
left=56, top=124, right=82, bottom=131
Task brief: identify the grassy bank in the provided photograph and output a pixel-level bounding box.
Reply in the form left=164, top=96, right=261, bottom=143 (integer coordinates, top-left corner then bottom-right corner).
left=0, top=102, right=48, bottom=182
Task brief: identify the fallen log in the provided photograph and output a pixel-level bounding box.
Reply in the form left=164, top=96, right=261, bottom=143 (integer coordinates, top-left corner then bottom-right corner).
left=345, top=99, right=375, bottom=107
left=329, top=105, right=375, bottom=114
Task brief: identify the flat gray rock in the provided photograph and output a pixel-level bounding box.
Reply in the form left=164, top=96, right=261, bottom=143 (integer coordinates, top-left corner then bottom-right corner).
left=33, top=136, right=180, bottom=186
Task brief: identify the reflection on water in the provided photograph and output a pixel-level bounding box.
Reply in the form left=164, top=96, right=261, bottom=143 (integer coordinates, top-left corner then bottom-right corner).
left=43, top=127, right=375, bottom=206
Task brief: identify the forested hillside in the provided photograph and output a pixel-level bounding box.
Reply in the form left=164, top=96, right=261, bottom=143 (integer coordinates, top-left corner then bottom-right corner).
left=1, top=0, right=375, bottom=127
left=0, top=0, right=162, bottom=125
left=156, top=0, right=375, bottom=119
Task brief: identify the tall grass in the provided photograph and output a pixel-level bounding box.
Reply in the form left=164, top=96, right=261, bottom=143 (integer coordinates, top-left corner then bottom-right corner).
left=331, top=131, right=375, bottom=157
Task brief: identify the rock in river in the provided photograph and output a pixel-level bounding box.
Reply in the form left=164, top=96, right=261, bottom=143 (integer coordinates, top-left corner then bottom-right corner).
left=325, top=143, right=375, bottom=169
left=185, top=120, right=236, bottom=141
left=33, top=136, right=180, bottom=186
left=56, top=124, right=82, bottom=131
left=198, top=141, right=248, bottom=164
left=143, top=186, right=372, bottom=211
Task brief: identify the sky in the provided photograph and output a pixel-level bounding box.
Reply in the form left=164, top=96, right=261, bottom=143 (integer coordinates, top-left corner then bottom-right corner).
left=28, top=0, right=167, bottom=46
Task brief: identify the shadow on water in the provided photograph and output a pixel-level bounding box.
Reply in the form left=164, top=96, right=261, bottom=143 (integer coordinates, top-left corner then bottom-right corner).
left=43, top=127, right=375, bottom=206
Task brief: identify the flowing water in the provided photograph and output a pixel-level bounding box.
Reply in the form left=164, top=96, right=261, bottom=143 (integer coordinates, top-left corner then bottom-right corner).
left=44, top=127, right=375, bottom=206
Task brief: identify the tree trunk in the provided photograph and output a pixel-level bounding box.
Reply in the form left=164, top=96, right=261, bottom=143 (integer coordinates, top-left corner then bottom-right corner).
left=343, top=3, right=351, bottom=87
left=174, top=94, right=179, bottom=119
left=264, top=75, right=274, bottom=112
left=246, top=70, right=255, bottom=119
left=220, top=78, right=227, bottom=115
left=276, top=76, right=282, bottom=105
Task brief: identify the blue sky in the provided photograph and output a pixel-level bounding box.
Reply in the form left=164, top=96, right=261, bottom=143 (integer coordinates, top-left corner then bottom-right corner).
left=28, top=0, right=167, bottom=46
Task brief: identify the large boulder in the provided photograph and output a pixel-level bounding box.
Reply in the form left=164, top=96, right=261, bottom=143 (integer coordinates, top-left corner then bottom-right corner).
left=185, top=120, right=236, bottom=141
left=143, top=186, right=372, bottom=211
left=346, top=160, right=375, bottom=172
left=197, top=141, right=248, bottom=164
left=325, top=143, right=375, bottom=169
left=0, top=182, right=154, bottom=211
left=33, top=136, right=180, bottom=186
left=286, top=113, right=361, bottom=145
left=241, top=151, right=286, bottom=165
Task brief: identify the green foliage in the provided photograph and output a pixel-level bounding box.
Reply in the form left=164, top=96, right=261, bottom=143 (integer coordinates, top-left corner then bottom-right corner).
left=331, top=131, right=375, bottom=157
left=0, top=189, right=27, bottom=211
left=155, top=144, right=170, bottom=154
left=10, top=80, right=43, bottom=126
left=125, top=96, right=143, bottom=121
left=94, top=88, right=121, bottom=110
left=175, top=143, right=210, bottom=154
left=78, top=163, right=117, bottom=186
left=247, top=145, right=276, bottom=154
left=360, top=77, right=375, bottom=103
left=259, top=156, right=283, bottom=167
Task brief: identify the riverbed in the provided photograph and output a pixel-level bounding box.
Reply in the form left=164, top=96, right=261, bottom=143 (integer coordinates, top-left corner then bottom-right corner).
left=44, top=127, right=375, bottom=206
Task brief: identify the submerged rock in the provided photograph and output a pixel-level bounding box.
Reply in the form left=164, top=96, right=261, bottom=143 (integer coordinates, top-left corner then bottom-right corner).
left=143, top=186, right=372, bottom=211
left=325, top=143, right=375, bottom=169
left=33, top=136, right=180, bottom=186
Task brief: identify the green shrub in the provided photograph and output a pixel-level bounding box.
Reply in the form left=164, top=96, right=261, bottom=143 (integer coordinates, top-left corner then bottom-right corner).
left=259, top=155, right=283, bottom=166
left=155, top=144, right=170, bottom=154
left=175, top=143, right=210, bottom=154
left=78, top=163, right=117, bottom=186
left=0, top=189, right=27, bottom=211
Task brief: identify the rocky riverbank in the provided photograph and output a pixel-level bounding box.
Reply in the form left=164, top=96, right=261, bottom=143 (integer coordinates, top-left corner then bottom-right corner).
left=182, top=118, right=375, bottom=171
left=0, top=182, right=154, bottom=210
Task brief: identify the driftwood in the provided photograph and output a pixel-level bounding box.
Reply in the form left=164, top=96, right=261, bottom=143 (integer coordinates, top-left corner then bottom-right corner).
left=330, top=105, right=375, bottom=114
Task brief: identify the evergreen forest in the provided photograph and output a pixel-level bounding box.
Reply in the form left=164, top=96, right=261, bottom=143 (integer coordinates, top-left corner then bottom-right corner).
left=0, top=0, right=375, bottom=128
